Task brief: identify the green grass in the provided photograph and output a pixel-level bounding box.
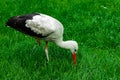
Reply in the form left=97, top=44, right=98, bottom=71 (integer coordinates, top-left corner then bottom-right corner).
left=0, top=0, right=120, bottom=80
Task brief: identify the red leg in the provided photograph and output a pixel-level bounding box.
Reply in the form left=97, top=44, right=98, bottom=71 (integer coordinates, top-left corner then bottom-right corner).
left=35, top=38, right=40, bottom=46
left=45, top=41, right=49, bottom=62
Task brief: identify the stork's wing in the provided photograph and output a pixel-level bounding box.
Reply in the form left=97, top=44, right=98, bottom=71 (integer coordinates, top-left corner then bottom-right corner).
left=25, top=15, right=56, bottom=37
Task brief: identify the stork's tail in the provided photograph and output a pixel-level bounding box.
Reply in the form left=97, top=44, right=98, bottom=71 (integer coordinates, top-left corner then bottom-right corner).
left=6, top=16, right=18, bottom=27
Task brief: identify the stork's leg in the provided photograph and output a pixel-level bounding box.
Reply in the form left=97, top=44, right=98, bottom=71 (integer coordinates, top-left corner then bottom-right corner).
left=45, top=41, right=49, bottom=62
left=35, top=37, right=40, bottom=46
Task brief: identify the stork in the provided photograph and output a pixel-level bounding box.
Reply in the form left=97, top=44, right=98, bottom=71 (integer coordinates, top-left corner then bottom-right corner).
left=6, top=13, right=78, bottom=64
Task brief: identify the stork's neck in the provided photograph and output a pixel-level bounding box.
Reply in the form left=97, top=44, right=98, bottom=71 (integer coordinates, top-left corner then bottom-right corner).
left=55, top=39, right=71, bottom=49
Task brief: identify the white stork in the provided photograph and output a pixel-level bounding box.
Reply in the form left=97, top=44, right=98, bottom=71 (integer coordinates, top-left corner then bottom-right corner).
left=6, top=13, right=78, bottom=64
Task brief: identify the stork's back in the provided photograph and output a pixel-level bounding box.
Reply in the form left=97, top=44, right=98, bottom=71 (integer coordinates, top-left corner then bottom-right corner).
left=6, top=13, right=40, bottom=27
left=5, top=13, right=46, bottom=38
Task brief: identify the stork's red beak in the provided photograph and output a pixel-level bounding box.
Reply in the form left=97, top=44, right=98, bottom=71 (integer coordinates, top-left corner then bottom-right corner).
left=72, top=52, right=76, bottom=64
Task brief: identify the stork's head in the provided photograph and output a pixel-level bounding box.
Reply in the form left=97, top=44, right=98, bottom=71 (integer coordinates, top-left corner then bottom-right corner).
left=55, top=40, right=78, bottom=64
left=68, top=41, right=78, bottom=64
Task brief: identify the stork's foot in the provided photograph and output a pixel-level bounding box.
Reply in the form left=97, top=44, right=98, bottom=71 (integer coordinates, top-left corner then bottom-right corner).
left=45, top=41, right=49, bottom=62
left=45, top=49, right=49, bottom=62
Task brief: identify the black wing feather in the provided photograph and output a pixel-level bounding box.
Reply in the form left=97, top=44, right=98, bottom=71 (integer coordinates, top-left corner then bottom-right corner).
left=6, top=13, right=46, bottom=38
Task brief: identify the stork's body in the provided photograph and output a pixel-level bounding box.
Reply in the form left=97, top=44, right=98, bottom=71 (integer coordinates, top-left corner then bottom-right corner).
left=6, top=13, right=78, bottom=64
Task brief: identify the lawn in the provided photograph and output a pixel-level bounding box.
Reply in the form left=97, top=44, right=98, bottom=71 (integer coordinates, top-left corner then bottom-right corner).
left=0, top=0, right=120, bottom=80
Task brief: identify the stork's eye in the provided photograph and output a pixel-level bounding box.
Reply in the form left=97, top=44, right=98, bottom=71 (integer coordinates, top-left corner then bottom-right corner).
left=74, top=49, right=77, bottom=52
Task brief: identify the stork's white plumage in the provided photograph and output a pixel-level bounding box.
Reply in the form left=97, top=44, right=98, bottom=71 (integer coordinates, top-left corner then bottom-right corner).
left=6, top=13, right=78, bottom=64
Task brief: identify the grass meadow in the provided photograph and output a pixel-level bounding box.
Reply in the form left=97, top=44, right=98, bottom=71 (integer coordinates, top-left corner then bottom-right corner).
left=0, top=0, right=120, bottom=80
